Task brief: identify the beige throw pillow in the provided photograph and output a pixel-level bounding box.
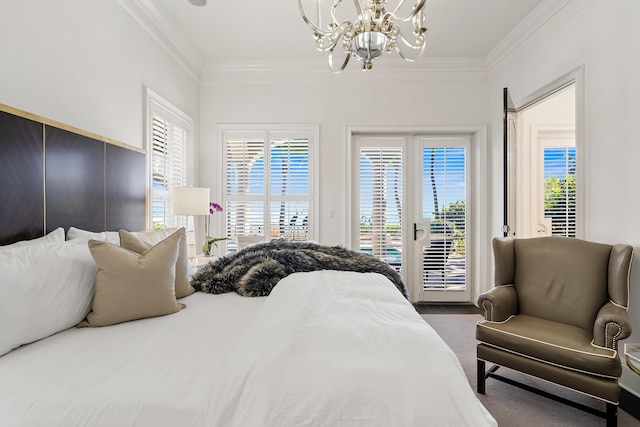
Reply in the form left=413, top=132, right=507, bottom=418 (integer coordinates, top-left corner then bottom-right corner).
left=79, top=229, right=185, bottom=327
left=118, top=227, right=195, bottom=298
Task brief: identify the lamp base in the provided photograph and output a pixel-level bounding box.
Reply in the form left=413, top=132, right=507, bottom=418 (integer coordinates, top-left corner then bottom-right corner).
left=186, top=215, right=197, bottom=259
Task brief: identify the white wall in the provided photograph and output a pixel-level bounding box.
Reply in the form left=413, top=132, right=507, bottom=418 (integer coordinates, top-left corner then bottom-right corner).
left=487, top=0, right=640, bottom=394
left=199, top=70, right=489, bottom=247
left=0, top=0, right=200, bottom=150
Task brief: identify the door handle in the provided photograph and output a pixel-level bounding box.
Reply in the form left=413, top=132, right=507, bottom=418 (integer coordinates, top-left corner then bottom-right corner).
left=414, top=219, right=430, bottom=242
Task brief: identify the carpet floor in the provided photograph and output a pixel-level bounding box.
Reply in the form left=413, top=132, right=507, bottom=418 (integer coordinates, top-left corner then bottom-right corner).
left=422, top=313, right=640, bottom=427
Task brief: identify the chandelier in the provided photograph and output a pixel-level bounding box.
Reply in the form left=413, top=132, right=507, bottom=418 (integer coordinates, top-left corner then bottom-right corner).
left=298, top=0, right=427, bottom=72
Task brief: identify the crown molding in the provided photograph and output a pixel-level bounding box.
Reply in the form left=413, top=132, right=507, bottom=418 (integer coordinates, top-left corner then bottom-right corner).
left=485, top=0, right=589, bottom=73
left=118, top=0, right=204, bottom=82
left=120, top=0, right=579, bottom=86
left=200, top=57, right=488, bottom=85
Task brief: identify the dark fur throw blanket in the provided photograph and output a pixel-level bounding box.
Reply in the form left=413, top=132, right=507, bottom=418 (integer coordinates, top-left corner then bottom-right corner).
left=190, top=240, right=409, bottom=299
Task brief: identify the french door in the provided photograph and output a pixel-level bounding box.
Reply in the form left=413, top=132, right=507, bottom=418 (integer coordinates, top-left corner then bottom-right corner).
left=353, top=134, right=470, bottom=303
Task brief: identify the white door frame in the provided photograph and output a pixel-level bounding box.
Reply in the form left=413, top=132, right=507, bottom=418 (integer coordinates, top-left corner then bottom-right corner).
left=345, top=124, right=489, bottom=304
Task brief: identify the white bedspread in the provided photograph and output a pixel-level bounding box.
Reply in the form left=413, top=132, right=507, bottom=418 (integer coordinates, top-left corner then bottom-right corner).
left=0, top=271, right=496, bottom=426
left=0, top=292, right=266, bottom=427
left=207, top=270, right=496, bottom=427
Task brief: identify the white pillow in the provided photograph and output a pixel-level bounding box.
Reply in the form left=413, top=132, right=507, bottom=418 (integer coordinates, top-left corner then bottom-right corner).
left=67, top=227, right=120, bottom=246
left=0, top=241, right=98, bottom=356
left=0, top=227, right=65, bottom=251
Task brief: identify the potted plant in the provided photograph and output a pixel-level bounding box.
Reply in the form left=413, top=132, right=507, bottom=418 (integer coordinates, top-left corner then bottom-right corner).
left=202, top=202, right=229, bottom=256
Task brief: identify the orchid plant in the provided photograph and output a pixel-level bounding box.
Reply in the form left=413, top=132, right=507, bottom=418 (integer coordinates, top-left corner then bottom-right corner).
left=202, top=202, right=229, bottom=256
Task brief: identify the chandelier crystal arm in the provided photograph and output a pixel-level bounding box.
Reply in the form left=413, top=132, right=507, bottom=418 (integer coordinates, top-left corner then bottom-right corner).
left=332, top=0, right=352, bottom=28
left=298, top=0, right=331, bottom=35
left=393, top=30, right=426, bottom=61
left=328, top=48, right=351, bottom=72
left=315, top=22, right=353, bottom=53
left=386, top=0, right=426, bottom=22
left=352, top=0, right=364, bottom=17
left=391, top=0, right=407, bottom=17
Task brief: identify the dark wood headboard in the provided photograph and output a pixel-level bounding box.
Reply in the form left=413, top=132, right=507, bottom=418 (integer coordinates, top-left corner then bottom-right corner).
left=0, top=104, right=147, bottom=245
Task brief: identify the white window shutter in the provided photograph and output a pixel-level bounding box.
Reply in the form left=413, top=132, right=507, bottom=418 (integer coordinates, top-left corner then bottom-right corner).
left=543, top=146, right=576, bottom=237
left=357, top=144, right=403, bottom=273
left=224, top=129, right=314, bottom=251
left=148, top=95, right=192, bottom=230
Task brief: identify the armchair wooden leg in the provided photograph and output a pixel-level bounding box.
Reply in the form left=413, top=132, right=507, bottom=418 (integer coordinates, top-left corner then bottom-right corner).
left=606, top=403, right=617, bottom=427
left=477, top=359, right=486, bottom=394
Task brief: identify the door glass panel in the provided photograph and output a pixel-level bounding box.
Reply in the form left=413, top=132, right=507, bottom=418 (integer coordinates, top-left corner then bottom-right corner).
left=357, top=143, right=403, bottom=275
left=421, top=142, right=467, bottom=298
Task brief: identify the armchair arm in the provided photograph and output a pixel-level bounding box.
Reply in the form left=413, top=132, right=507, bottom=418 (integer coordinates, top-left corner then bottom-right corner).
left=593, top=301, right=632, bottom=350
left=477, top=285, right=518, bottom=322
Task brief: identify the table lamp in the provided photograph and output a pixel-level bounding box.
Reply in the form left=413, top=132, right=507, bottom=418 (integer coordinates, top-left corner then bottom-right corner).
left=170, top=186, right=210, bottom=258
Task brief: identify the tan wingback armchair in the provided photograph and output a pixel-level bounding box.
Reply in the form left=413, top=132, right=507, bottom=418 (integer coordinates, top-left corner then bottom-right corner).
left=477, top=236, right=633, bottom=427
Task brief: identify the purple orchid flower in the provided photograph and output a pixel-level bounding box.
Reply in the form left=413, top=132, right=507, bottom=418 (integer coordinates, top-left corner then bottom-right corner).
left=209, top=202, right=223, bottom=214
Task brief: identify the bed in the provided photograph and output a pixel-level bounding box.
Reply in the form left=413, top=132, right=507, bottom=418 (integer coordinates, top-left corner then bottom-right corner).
left=0, top=105, right=496, bottom=426
left=0, top=232, right=496, bottom=426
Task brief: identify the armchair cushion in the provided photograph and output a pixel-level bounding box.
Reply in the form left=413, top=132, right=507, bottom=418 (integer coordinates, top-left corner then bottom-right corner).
left=477, top=315, right=621, bottom=378
left=513, top=237, right=611, bottom=331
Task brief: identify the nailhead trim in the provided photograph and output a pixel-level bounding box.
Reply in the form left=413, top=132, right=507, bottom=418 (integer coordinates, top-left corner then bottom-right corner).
left=605, top=322, right=622, bottom=349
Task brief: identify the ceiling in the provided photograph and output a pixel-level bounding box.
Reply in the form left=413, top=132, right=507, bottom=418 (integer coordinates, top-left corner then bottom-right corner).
left=149, top=0, right=547, bottom=66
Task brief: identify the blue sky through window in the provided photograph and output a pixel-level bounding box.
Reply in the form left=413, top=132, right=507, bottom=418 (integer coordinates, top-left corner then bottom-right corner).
left=422, top=147, right=466, bottom=219
left=357, top=147, right=467, bottom=224
left=544, top=147, right=576, bottom=178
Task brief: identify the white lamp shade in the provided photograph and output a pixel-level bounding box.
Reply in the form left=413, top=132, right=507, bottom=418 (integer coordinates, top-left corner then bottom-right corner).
left=170, top=187, right=210, bottom=216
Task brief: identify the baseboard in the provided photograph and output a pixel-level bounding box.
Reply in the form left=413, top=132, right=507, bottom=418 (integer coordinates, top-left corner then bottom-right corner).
left=620, top=387, right=640, bottom=420
left=413, top=303, right=482, bottom=314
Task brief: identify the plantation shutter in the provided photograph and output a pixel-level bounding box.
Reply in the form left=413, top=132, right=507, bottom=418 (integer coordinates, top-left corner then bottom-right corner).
left=149, top=97, right=191, bottom=229
left=357, top=140, right=403, bottom=273
left=543, top=145, right=576, bottom=237
left=269, top=132, right=310, bottom=241
left=422, top=144, right=467, bottom=292
left=225, top=132, right=266, bottom=246
left=224, top=129, right=313, bottom=252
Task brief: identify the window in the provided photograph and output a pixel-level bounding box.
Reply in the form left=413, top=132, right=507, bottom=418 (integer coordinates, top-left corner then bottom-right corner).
left=223, top=127, right=317, bottom=252
left=147, top=89, right=193, bottom=229
left=543, top=145, right=576, bottom=237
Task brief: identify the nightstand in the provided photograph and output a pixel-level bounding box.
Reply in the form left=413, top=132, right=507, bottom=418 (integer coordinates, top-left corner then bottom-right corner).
left=625, top=343, right=640, bottom=376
